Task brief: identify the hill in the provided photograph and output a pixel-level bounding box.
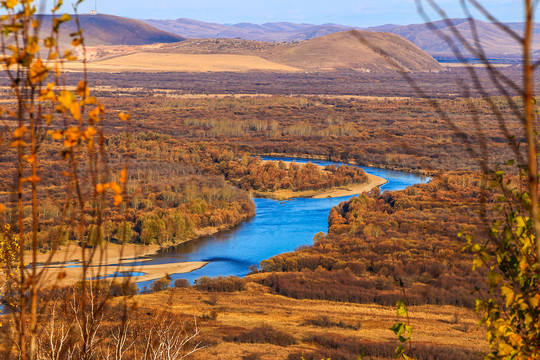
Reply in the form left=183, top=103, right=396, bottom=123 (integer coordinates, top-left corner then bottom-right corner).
left=259, top=30, right=441, bottom=72
left=77, top=30, right=441, bottom=73
left=143, top=18, right=354, bottom=42
left=38, top=14, right=185, bottom=47
left=142, top=17, right=540, bottom=60
left=366, top=18, right=540, bottom=59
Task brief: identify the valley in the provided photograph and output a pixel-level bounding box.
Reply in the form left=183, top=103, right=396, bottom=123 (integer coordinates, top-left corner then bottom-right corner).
left=0, top=7, right=538, bottom=360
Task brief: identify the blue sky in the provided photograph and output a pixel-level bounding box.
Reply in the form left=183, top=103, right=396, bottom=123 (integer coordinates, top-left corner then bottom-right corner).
left=62, top=1, right=524, bottom=27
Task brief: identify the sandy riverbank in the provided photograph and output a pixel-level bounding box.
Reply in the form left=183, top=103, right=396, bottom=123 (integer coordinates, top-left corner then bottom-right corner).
left=30, top=243, right=207, bottom=287
left=312, top=173, right=388, bottom=198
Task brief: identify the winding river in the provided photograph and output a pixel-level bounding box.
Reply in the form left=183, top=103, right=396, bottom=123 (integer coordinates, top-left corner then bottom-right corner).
left=137, top=157, right=429, bottom=288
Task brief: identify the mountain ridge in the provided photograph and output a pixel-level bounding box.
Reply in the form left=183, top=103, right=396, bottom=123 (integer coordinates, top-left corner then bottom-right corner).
left=142, top=17, right=540, bottom=59
left=38, top=14, right=185, bottom=47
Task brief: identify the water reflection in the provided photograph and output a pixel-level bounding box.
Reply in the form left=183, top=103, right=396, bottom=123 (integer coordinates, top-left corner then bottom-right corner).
left=137, top=157, right=429, bottom=288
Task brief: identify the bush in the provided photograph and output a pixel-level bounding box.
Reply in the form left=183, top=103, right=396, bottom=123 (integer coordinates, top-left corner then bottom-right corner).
left=150, top=276, right=171, bottom=293
left=109, top=281, right=138, bottom=297
left=296, top=332, right=479, bottom=360
left=194, top=275, right=246, bottom=292
left=302, top=315, right=360, bottom=330
left=224, top=324, right=296, bottom=347
left=174, top=278, right=190, bottom=288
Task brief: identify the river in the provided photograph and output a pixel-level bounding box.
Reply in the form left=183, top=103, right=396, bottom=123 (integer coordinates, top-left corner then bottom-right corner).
left=137, top=157, right=429, bottom=289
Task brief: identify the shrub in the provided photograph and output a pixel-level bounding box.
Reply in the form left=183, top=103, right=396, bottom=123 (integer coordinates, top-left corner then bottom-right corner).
left=150, top=276, right=171, bottom=292
left=297, top=332, right=479, bottom=360
left=302, top=315, right=360, bottom=330
left=174, top=278, right=190, bottom=288
left=201, top=310, right=218, bottom=320
left=224, top=324, right=296, bottom=347
left=109, top=281, right=138, bottom=297
left=194, top=275, right=246, bottom=292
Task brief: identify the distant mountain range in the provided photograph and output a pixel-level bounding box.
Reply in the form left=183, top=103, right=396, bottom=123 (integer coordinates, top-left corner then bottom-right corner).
left=39, top=14, right=185, bottom=47
left=142, top=18, right=354, bottom=43
left=142, top=17, right=540, bottom=59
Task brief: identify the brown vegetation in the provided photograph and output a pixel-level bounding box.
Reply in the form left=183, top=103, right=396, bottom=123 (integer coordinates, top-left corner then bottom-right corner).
left=121, top=284, right=487, bottom=360
left=82, top=94, right=525, bottom=173
left=257, top=173, right=492, bottom=307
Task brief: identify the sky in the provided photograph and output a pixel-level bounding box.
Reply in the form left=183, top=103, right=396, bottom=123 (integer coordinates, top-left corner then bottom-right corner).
left=55, top=1, right=525, bottom=27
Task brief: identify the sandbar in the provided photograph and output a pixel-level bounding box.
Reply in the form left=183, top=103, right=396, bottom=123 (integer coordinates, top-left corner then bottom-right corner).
left=312, top=173, right=387, bottom=198
left=27, top=243, right=207, bottom=287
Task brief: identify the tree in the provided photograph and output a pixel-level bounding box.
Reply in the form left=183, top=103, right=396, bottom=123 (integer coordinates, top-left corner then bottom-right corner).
left=0, top=1, right=128, bottom=357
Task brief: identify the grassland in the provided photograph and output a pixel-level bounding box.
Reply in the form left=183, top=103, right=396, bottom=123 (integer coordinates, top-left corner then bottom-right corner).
left=132, top=283, right=487, bottom=360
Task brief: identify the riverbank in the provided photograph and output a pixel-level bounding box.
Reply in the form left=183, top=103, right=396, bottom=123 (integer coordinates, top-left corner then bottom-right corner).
left=260, top=153, right=434, bottom=176
left=256, top=159, right=388, bottom=200
left=254, top=173, right=387, bottom=200
left=31, top=243, right=208, bottom=287
left=26, top=209, right=259, bottom=288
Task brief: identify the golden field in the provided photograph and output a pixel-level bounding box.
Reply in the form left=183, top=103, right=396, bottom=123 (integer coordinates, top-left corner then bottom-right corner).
left=128, top=280, right=489, bottom=360
left=64, top=53, right=301, bottom=73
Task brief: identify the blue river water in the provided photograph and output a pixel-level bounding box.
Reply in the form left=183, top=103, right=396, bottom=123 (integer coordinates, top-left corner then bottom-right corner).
left=137, top=157, right=429, bottom=289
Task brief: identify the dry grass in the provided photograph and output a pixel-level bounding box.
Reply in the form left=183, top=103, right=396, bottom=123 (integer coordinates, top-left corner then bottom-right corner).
left=128, top=281, right=488, bottom=359
left=64, top=53, right=301, bottom=73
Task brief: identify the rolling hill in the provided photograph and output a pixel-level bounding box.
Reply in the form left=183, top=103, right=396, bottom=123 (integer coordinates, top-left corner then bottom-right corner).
left=38, top=14, right=185, bottom=47
left=142, top=17, right=540, bottom=60
left=143, top=18, right=354, bottom=42
left=366, top=18, right=540, bottom=59
left=76, top=30, right=441, bottom=73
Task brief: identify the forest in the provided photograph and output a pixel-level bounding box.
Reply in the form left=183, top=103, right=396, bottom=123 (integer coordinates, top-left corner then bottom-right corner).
left=87, top=94, right=523, bottom=174
left=256, top=173, right=491, bottom=307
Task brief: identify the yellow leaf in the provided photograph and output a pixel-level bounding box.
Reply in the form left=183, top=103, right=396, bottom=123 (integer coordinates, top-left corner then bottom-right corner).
left=83, top=126, right=97, bottom=139
left=472, top=257, right=483, bottom=270
left=22, top=176, right=41, bottom=183
left=5, top=0, right=18, bottom=9
left=96, top=183, right=104, bottom=194
left=13, top=126, right=27, bottom=138
left=89, top=105, right=104, bottom=123
left=29, top=58, right=48, bottom=84
left=24, top=154, right=36, bottom=164
left=72, top=38, right=82, bottom=47
left=119, top=112, right=130, bottom=121
left=501, top=285, right=515, bottom=307
left=70, top=102, right=81, bottom=120
left=0, top=204, right=5, bottom=212
left=42, top=114, right=53, bottom=124
left=51, top=131, right=63, bottom=140
left=109, top=182, right=122, bottom=195
left=43, top=37, right=56, bottom=48
left=58, top=90, right=75, bottom=109
left=26, top=37, right=39, bottom=55
left=10, top=140, right=26, bottom=147
left=529, top=294, right=540, bottom=309
left=76, top=80, right=89, bottom=98
left=64, top=127, right=81, bottom=141
left=113, top=194, right=122, bottom=206
left=64, top=50, right=77, bottom=61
